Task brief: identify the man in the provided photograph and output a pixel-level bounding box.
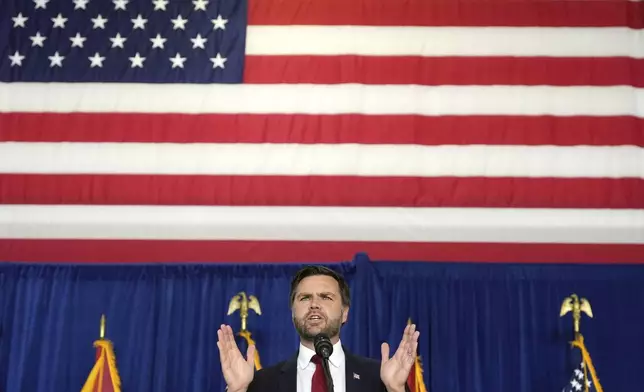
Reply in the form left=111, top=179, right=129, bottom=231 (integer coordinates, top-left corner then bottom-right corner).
left=217, top=265, right=420, bottom=392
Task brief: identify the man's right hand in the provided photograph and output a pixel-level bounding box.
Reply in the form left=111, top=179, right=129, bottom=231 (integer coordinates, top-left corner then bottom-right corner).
left=217, top=324, right=256, bottom=392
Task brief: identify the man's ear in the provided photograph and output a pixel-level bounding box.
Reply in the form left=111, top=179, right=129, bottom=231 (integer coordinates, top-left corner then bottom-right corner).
left=341, top=306, right=349, bottom=324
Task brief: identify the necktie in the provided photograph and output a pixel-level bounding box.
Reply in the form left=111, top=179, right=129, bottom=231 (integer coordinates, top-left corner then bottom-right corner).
left=310, top=354, right=328, bottom=392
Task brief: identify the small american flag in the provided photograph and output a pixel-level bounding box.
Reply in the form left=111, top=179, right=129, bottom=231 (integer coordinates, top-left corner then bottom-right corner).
left=561, top=361, right=595, bottom=392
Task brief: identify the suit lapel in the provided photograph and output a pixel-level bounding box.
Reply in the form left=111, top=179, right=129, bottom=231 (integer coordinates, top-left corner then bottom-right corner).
left=344, top=351, right=364, bottom=392
left=278, top=353, right=298, bottom=392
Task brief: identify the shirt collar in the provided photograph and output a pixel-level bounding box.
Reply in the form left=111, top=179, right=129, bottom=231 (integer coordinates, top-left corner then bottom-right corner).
left=297, top=339, right=345, bottom=370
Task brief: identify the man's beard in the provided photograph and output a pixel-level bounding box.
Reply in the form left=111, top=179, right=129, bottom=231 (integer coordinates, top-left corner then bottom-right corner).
left=293, top=311, right=343, bottom=341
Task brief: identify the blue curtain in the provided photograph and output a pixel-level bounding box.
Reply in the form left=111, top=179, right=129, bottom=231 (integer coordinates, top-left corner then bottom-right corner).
left=361, top=258, right=644, bottom=391
left=1, top=254, right=643, bottom=391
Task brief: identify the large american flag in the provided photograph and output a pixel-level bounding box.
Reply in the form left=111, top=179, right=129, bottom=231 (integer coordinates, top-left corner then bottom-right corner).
left=0, top=0, right=643, bottom=263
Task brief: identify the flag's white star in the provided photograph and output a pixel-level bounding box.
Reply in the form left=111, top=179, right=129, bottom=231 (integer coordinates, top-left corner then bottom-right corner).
left=9, top=51, right=25, bottom=67
left=169, top=53, right=187, bottom=69
left=190, top=34, right=207, bottom=49
left=51, top=13, right=68, bottom=28
left=211, top=14, right=228, bottom=30
left=171, top=15, right=188, bottom=30
left=129, top=52, right=145, bottom=68
left=73, top=0, right=89, bottom=10
left=91, top=14, right=108, bottom=29
left=69, top=33, right=87, bottom=48
left=48, top=51, right=65, bottom=67
left=34, top=0, right=49, bottom=9
left=113, top=0, right=128, bottom=10
left=210, top=53, right=227, bottom=69
left=30, top=32, right=47, bottom=47
left=131, top=14, right=147, bottom=30
left=109, top=33, right=127, bottom=48
left=153, top=0, right=168, bottom=10
left=193, top=0, right=208, bottom=11
left=12, top=13, right=28, bottom=28
left=88, top=53, right=105, bottom=68
left=150, top=34, right=167, bottom=49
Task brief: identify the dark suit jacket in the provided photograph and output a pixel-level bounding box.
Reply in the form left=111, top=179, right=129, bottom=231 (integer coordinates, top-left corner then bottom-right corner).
left=246, top=347, right=409, bottom=392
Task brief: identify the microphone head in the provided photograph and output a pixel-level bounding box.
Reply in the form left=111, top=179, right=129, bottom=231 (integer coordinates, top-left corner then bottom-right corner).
left=313, top=333, right=333, bottom=358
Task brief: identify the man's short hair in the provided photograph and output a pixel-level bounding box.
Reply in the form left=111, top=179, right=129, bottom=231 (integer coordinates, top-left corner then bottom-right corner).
left=289, top=265, right=351, bottom=308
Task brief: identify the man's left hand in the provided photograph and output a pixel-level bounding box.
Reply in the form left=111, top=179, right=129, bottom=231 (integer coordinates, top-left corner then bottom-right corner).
left=380, top=323, right=420, bottom=392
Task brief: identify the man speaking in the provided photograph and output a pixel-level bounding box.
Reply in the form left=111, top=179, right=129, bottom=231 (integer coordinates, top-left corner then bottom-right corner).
left=217, top=265, right=420, bottom=392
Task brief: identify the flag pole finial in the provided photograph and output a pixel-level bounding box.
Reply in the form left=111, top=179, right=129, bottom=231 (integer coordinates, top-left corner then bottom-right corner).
left=100, top=314, right=106, bottom=339
left=227, top=292, right=263, bottom=370
left=559, top=293, right=593, bottom=338
left=227, top=292, right=261, bottom=332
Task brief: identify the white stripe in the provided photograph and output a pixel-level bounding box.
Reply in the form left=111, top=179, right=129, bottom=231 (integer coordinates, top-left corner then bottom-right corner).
left=1, top=206, right=642, bottom=244
left=1, top=84, right=642, bottom=117
left=0, top=143, right=642, bottom=178
left=246, top=26, right=644, bottom=58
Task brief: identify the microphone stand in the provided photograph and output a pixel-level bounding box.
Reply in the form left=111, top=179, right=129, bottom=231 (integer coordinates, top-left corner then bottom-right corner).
left=314, top=334, right=335, bottom=392
left=321, top=356, right=334, bottom=392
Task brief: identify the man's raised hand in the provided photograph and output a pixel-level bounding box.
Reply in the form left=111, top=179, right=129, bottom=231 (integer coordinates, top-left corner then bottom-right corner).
left=217, top=324, right=255, bottom=392
left=380, top=323, right=420, bottom=392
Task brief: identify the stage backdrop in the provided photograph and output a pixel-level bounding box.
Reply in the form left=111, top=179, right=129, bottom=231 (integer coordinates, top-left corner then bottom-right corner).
left=1, top=254, right=643, bottom=391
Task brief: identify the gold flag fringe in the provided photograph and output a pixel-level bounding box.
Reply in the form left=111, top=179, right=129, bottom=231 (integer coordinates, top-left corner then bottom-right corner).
left=571, top=334, right=603, bottom=392
left=80, top=339, right=121, bottom=392
left=238, top=330, right=262, bottom=370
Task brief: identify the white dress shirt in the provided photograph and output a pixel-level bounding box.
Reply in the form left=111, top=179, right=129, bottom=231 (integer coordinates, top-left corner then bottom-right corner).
left=297, top=340, right=346, bottom=392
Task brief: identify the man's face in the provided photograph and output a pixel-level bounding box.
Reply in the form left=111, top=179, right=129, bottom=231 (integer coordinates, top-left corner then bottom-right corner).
left=291, top=275, right=349, bottom=342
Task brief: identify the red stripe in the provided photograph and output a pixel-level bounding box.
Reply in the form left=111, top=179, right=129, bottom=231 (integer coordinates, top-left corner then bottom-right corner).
left=243, top=56, right=644, bottom=87
left=1, top=113, right=642, bottom=146
left=99, top=355, right=116, bottom=392
left=248, top=0, right=643, bottom=28
left=2, top=175, right=643, bottom=209
left=1, top=240, right=643, bottom=264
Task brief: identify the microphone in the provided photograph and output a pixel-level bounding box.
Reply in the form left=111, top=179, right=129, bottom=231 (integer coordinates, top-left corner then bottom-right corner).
left=314, top=333, right=333, bottom=359
left=313, top=334, right=334, bottom=392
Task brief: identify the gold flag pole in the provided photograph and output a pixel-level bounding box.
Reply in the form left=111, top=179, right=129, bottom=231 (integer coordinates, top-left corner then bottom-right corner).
left=100, top=314, right=106, bottom=339
left=559, top=294, right=602, bottom=392
left=228, top=292, right=262, bottom=369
